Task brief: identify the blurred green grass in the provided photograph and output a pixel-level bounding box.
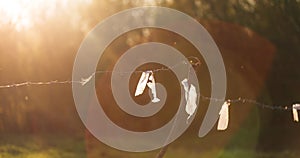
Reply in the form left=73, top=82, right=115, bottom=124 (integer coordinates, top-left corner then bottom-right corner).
left=0, top=134, right=85, bottom=158
left=0, top=133, right=298, bottom=158
left=0, top=107, right=297, bottom=158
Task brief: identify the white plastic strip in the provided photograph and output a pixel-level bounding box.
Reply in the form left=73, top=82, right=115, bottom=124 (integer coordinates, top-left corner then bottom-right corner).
left=181, top=78, right=198, bottom=121
left=292, top=104, right=300, bottom=122
left=186, top=84, right=198, bottom=120
left=181, top=78, right=189, bottom=102
left=134, top=71, right=151, bottom=96
left=217, top=101, right=230, bottom=131
left=147, top=73, right=160, bottom=103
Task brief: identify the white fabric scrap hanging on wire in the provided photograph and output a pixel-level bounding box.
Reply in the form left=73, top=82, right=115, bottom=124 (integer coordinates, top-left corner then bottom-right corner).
left=135, top=71, right=152, bottom=96
left=147, top=73, right=160, bottom=103
left=292, top=104, right=300, bottom=122
left=217, top=101, right=230, bottom=131
left=181, top=78, right=198, bottom=121
left=134, top=71, right=160, bottom=103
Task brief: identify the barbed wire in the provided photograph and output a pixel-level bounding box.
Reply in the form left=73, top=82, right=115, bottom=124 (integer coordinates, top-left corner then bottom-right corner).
left=0, top=56, right=296, bottom=111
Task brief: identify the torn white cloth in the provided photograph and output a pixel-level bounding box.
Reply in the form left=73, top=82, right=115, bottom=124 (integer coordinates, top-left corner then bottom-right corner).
left=181, top=79, right=189, bottom=102
left=134, top=71, right=152, bottom=96
left=181, top=78, right=198, bottom=121
left=217, top=101, right=230, bottom=131
left=147, top=73, right=160, bottom=103
left=134, top=71, right=160, bottom=103
left=292, top=104, right=300, bottom=122
left=186, top=84, right=197, bottom=120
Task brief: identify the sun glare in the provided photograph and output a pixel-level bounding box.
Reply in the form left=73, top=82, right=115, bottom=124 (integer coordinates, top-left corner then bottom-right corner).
left=0, top=0, right=91, bottom=31
left=0, top=1, right=30, bottom=31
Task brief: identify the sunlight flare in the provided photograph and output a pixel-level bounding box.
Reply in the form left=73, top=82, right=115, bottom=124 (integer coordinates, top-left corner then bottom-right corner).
left=0, top=0, right=91, bottom=31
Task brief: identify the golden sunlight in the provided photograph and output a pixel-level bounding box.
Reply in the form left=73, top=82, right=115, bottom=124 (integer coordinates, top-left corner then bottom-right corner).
left=0, top=0, right=91, bottom=31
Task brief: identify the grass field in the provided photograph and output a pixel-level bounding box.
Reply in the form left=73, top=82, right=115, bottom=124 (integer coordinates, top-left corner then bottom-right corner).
left=0, top=134, right=85, bottom=158
left=0, top=133, right=298, bottom=158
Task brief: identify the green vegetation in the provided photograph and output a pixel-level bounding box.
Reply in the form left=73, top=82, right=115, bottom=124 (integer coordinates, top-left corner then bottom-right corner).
left=0, top=134, right=85, bottom=158
left=0, top=134, right=298, bottom=158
